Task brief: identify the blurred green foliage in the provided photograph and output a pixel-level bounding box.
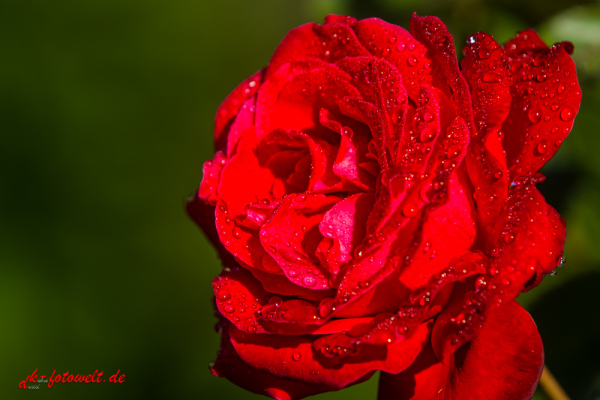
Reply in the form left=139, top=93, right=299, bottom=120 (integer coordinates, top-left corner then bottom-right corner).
left=0, top=0, right=597, bottom=399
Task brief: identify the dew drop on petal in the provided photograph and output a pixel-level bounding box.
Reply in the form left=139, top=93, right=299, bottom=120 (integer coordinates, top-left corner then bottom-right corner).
left=483, top=73, right=501, bottom=83
left=503, top=233, right=515, bottom=244
left=419, top=127, right=435, bottom=143
left=528, top=107, right=542, bottom=124
left=303, top=276, right=317, bottom=287
left=217, top=290, right=231, bottom=301
left=560, top=106, right=574, bottom=121
left=536, top=140, right=548, bottom=155
left=402, top=203, right=418, bottom=217
left=223, top=305, right=235, bottom=313
left=478, top=48, right=491, bottom=59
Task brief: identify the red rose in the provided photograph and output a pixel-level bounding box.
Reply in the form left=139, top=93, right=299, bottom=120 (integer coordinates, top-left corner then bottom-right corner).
left=187, top=13, right=581, bottom=400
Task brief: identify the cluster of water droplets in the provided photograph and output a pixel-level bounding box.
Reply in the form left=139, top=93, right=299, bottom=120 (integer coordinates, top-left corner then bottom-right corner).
left=213, top=269, right=263, bottom=334
left=508, top=39, right=580, bottom=175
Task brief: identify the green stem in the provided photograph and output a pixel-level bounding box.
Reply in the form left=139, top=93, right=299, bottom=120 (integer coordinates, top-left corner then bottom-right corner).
left=540, top=365, right=570, bottom=400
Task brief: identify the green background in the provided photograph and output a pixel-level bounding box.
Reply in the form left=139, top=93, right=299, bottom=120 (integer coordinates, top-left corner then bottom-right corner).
left=1, top=0, right=598, bottom=399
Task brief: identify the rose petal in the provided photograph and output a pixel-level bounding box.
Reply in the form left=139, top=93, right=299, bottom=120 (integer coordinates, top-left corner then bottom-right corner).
left=351, top=18, right=433, bottom=103
left=317, top=254, right=484, bottom=353
left=431, top=177, right=565, bottom=357
left=247, top=266, right=334, bottom=302
left=397, top=84, right=442, bottom=177
left=332, top=269, right=411, bottom=318
left=215, top=265, right=370, bottom=335
left=379, top=300, right=542, bottom=400
left=213, top=265, right=276, bottom=334
left=522, top=202, right=566, bottom=291
left=260, top=193, right=340, bottom=290
left=319, top=108, right=376, bottom=190
left=217, top=129, right=278, bottom=216
left=229, top=319, right=432, bottom=390
left=398, top=172, right=476, bottom=291
left=212, top=322, right=330, bottom=400
left=502, top=30, right=581, bottom=179
left=462, top=32, right=512, bottom=134
left=226, top=97, right=256, bottom=157
left=337, top=56, right=409, bottom=167
left=215, top=70, right=263, bottom=152
left=215, top=198, right=280, bottom=275
left=257, top=59, right=361, bottom=140
left=461, top=32, right=511, bottom=229
left=318, top=193, right=376, bottom=277
left=198, top=151, right=227, bottom=205
left=410, top=14, right=475, bottom=135
left=322, top=115, right=470, bottom=319
left=266, top=18, right=369, bottom=79
left=378, top=341, right=447, bottom=400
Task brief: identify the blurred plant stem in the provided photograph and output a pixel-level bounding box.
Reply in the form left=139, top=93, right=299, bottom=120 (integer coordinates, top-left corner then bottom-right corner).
left=540, top=365, right=570, bottom=400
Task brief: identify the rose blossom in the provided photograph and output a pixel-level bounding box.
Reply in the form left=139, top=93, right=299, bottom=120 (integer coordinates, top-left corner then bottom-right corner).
left=187, top=13, right=581, bottom=400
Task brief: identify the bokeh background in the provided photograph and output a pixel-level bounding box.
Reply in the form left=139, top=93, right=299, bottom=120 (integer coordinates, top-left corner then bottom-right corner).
left=1, top=0, right=599, bottom=399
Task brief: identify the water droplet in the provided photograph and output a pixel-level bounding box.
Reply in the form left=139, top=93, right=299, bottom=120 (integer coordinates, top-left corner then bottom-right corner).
left=475, top=276, right=487, bottom=292
left=560, top=106, right=574, bottom=121
left=419, top=127, right=435, bottom=143
left=402, top=203, right=418, bottom=217
left=556, top=255, right=566, bottom=267
left=217, top=290, right=231, bottom=301
left=319, top=298, right=335, bottom=318
left=223, top=305, right=235, bottom=313
left=557, top=85, right=565, bottom=94
left=478, top=48, right=491, bottom=59
left=423, top=111, right=434, bottom=122
left=397, top=42, right=406, bottom=52
left=483, top=73, right=501, bottom=83
left=268, top=296, right=282, bottom=307
left=408, top=56, right=418, bottom=66
left=528, top=107, right=542, bottom=124
left=536, top=140, right=548, bottom=155
left=303, top=276, right=317, bottom=287
left=503, top=233, right=515, bottom=245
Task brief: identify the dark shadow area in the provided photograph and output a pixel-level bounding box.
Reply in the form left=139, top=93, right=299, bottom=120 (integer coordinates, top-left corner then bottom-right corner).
left=528, top=271, right=600, bottom=400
